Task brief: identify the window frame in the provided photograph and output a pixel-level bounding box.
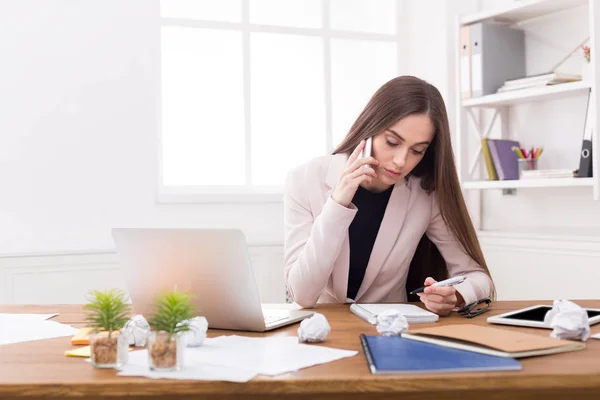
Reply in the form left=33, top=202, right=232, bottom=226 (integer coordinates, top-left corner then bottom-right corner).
left=157, top=0, right=407, bottom=204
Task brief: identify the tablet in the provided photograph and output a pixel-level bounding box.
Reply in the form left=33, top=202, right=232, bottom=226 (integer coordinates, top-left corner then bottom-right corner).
left=487, top=304, right=600, bottom=329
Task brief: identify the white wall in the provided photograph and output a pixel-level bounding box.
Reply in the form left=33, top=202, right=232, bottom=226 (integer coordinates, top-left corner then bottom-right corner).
left=1, top=0, right=597, bottom=303
left=0, top=0, right=284, bottom=256
left=0, top=0, right=458, bottom=257
left=0, top=0, right=462, bottom=304
left=0, top=244, right=286, bottom=304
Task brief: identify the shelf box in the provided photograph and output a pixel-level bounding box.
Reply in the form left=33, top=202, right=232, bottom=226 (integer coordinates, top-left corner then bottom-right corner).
left=460, top=0, right=588, bottom=26
left=462, top=177, right=594, bottom=189
left=462, top=81, right=591, bottom=108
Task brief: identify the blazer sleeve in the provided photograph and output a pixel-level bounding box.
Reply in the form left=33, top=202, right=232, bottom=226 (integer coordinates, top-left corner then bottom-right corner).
left=283, top=167, right=357, bottom=308
left=425, top=195, right=493, bottom=306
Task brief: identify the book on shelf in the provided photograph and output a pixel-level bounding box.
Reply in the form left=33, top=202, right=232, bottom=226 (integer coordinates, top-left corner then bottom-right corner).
left=481, top=139, right=498, bottom=180
left=497, top=72, right=581, bottom=93
left=487, top=139, right=520, bottom=180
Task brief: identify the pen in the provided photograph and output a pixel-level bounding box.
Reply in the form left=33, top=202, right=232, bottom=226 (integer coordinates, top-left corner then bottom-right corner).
left=409, top=276, right=467, bottom=295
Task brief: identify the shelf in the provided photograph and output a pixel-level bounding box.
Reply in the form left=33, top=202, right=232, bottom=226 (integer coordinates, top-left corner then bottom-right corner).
left=462, top=81, right=591, bottom=108
left=462, top=177, right=594, bottom=190
left=460, top=0, right=588, bottom=26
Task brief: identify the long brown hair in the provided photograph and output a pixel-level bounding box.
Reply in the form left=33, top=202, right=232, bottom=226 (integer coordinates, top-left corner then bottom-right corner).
left=333, top=76, right=494, bottom=298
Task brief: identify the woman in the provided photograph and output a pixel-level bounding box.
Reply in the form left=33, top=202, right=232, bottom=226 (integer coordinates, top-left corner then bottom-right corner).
left=283, top=75, right=494, bottom=316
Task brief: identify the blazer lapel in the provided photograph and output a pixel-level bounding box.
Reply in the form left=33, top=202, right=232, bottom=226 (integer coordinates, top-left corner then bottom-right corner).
left=354, top=180, right=412, bottom=300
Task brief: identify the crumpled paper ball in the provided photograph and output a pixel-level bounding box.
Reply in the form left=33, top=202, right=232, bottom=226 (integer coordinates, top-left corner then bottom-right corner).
left=123, top=314, right=150, bottom=347
left=298, top=313, right=331, bottom=343
left=543, top=299, right=590, bottom=341
left=376, top=309, right=409, bottom=336
left=177, top=316, right=209, bottom=347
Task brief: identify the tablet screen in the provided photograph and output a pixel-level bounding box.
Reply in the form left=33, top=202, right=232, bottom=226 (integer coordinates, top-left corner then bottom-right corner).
left=503, top=305, right=600, bottom=322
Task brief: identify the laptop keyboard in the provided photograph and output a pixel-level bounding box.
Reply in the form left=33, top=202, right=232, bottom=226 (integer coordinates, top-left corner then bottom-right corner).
left=263, top=309, right=290, bottom=325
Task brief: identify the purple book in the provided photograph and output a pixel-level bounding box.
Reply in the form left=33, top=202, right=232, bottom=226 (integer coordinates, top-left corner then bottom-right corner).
left=487, top=139, right=520, bottom=180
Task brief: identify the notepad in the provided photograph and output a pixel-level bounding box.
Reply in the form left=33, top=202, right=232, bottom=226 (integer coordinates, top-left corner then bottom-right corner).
left=70, top=327, right=93, bottom=345
left=65, top=345, right=92, bottom=358
left=402, top=324, right=586, bottom=358
left=360, top=334, right=521, bottom=374
left=350, top=303, right=439, bottom=325
left=70, top=327, right=122, bottom=345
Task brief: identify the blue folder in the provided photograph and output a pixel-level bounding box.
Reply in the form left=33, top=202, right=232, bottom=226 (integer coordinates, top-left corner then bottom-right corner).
left=360, top=334, right=522, bottom=374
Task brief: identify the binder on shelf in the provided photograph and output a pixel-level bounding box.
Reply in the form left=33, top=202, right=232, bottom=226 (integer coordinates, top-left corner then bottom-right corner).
left=481, top=138, right=498, bottom=180
left=487, top=139, right=520, bottom=180
left=577, top=93, right=593, bottom=178
left=469, top=22, right=525, bottom=98
left=460, top=25, right=472, bottom=100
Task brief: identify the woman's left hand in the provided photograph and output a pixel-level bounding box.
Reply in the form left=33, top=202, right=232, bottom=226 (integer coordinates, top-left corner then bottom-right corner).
left=417, top=277, right=462, bottom=316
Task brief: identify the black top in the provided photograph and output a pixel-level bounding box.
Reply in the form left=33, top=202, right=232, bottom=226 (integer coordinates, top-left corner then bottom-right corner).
left=347, top=184, right=394, bottom=300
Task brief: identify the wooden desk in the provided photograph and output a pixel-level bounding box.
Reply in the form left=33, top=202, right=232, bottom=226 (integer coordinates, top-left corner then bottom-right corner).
left=1, top=301, right=600, bottom=400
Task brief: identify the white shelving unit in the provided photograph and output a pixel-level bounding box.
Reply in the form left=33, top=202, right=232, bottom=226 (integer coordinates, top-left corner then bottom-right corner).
left=462, top=177, right=593, bottom=190
left=454, top=0, right=600, bottom=301
left=462, top=80, right=591, bottom=108
left=455, top=0, right=599, bottom=203
left=460, top=0, right=588, bottom=25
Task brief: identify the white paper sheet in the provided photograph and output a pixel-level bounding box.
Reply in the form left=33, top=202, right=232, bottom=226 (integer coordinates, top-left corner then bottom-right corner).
left=0, top=313, right=58, bottom=321
left=591, top=332, right=600, bottom=340
left=118, top=350, right=257, bottom=382
left=186, top=335, right=357, bottom=376
left=115, top=335, right=357, bottom=381
left=0, top=314, right=77, bottom=345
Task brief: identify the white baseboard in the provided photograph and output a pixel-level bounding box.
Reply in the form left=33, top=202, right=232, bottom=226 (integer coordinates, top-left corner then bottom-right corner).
left=478, top=232, right=600, bottom=301
left=0, top=243, right=286, bottom=304
left=3, top=234, right=597, bottom=304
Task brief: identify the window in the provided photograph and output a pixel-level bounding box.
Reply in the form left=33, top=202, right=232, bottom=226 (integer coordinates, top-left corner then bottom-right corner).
left=159, top=0, right=404, bottom=203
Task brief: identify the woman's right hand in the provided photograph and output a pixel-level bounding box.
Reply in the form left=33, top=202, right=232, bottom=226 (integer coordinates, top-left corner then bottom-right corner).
left=331, top=140, right=379, bottom=208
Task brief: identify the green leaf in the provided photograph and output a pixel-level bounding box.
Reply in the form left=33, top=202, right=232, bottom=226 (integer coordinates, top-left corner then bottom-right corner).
left=83, top=289, right=130, bottom=333
left=148, top=288, right=195, bottom=334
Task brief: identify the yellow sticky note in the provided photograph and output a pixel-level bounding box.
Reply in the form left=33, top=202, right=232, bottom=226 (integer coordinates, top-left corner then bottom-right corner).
left=65, top=346, right=91, bottom=358
left=65, top=345, right=133, bottom=358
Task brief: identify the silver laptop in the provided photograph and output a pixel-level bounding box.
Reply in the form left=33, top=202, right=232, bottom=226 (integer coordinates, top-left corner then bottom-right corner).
left=112, top=228, right=313, bottom=332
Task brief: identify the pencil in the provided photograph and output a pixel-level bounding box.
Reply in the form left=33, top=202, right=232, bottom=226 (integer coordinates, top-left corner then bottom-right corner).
left=511, top=146, right=524, bottom=159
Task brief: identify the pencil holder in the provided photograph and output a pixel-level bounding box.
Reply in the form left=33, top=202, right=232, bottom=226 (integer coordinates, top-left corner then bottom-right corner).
left=518, top=158, right=537, bottom=178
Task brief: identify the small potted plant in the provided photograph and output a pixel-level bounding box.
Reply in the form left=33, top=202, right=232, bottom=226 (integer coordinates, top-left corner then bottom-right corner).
left=83, top=289, right=130, bottom=368
left=147, top=289, right=194, bottom=371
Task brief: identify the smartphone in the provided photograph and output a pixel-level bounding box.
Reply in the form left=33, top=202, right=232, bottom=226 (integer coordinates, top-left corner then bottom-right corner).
left=361, top=137, right=373, bottom=170
left=362, top=137, right=373, bottom=159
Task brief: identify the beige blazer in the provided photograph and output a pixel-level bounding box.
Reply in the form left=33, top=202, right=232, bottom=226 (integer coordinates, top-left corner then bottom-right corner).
left=283, top=153, right=492, bottom=309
